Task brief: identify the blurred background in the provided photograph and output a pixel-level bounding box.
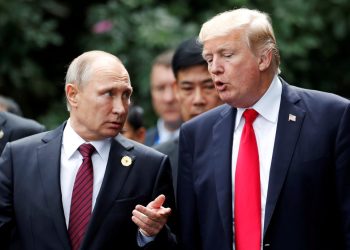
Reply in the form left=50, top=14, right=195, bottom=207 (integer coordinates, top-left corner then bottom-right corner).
left=0, top=0, right=349, bottom=129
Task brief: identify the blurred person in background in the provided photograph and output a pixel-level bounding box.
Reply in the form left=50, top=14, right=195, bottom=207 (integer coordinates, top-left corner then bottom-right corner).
left=121, top=104, right=146, bottom=144
left=0, top=95, right=45, bottom=154
left=0, top=95, right=23, bottom=116
left=154, top=37, right=223, bottom=194
left=145, top=50, right=182, bottom=146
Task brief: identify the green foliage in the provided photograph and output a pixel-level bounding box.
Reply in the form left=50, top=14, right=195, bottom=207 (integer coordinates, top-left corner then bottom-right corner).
left=0, top=0, right=63, bottom=121
left=1, top=0, right=349, bottom=129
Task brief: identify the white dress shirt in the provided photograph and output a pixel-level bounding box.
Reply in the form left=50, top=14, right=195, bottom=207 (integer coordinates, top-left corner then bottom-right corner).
left=60, top=119, right=111, bottom=228
left=231, top=75, right=282, bottom=248
left=156, top=119, right=180, bottom=144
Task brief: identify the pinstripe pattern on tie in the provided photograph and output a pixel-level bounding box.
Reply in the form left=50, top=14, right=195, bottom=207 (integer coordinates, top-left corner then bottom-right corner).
left=68, top=143, right=95, bottom=250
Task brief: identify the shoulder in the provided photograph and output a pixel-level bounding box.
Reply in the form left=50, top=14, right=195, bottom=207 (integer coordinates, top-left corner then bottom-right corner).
left=153, top=137, right=178, bottom=155
left=182, top=104, right=232, bottom=131
left=282, top=80, right=350, bottom=111
left=0, top=111, right=45, bottom=132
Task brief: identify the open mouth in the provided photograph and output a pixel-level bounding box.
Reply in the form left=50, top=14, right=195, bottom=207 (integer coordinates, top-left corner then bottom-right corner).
left=214, top=81, right=226, bottom=91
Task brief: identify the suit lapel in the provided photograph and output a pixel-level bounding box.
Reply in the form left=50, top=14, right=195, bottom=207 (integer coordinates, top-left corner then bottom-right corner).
left=263, top=83, right=305, bottom=236
left=213, top=105, right=236, bottom=246
left=82, top=135, right=135, bottom=247
left=37, top=123, right=71, bottom=249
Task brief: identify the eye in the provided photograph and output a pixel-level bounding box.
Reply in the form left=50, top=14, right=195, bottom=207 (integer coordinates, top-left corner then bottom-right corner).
left=223, top=53, right=233, bottom=58
left=122, top=90, right=132, bottom=100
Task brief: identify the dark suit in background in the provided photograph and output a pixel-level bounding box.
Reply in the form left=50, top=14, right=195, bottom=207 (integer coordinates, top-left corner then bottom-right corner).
left=0, top=111, right=45, bottom=154
left=154, top=138, right=179, bottom=193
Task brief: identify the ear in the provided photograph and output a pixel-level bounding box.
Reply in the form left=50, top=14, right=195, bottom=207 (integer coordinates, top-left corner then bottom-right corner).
left=173, top=80, right=180, bottom=100
left=66, top=83, right=79, bottom=109
left=258, top=49, right=273, bottom=72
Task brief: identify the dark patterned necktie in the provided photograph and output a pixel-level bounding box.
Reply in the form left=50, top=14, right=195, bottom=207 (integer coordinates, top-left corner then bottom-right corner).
left=234, top=109, right=261, bottom=250
left=68, top=143, right=95, bottom=250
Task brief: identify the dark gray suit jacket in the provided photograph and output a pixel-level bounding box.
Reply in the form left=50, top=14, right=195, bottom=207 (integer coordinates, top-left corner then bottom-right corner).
left=154, top=138, right=179, bottom=195
left=0, top=122, right=177, bottom=250
left=177, top=80, right=350, bottom=250
left=0, top=111, right=45, bottom=154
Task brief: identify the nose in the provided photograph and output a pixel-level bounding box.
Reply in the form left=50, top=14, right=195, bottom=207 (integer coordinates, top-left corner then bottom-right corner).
left=112, top=96, right=127, bottom=115
left=163, top=85, right=176, bottom=103
left=209, top=57, right=223, bottom=75
left=193, top=87, right=205, bottom=106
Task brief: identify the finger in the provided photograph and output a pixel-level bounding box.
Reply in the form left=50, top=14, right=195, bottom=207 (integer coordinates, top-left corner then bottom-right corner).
left=148, top=194, right=165, bottom=209
left=135, top=204, right=171, bottom=220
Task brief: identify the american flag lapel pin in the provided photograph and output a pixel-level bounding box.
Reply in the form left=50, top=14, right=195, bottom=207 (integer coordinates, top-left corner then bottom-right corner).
left=288, top=114, right=296, bottom=122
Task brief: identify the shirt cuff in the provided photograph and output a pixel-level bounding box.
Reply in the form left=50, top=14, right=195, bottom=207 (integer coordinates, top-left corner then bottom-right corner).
left=137, top=229, right=156, bottom=247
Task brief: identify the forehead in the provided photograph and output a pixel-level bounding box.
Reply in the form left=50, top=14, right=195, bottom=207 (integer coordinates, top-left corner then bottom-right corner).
left=202, top=30, right=244, bottom=54
left=177, top=65, right=210, bottom=81
left=151, top=65, right=174, bottom=85
left=89, top=59, right=131, bottom=87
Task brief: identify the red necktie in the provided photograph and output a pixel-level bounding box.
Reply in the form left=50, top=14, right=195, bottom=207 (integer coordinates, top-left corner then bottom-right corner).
left=234, top=109, right=261, bottom=250
left=68, top=143, right=95, bottom=250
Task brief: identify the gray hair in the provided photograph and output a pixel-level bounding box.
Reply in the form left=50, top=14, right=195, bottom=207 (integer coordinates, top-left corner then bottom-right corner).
left=65, top=50, right=125, bottom=111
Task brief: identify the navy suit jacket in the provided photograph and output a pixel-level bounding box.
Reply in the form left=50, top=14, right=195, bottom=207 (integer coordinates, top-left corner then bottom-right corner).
left=0, top=122, right=176, bottom=250
left=177, top=80, right=350, bottom=250
left=0, top=111, right=45, bottom=154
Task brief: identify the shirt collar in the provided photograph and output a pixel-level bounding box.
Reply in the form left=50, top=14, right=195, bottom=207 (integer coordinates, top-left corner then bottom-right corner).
left=235, top=75, right=282, bottom=130
left=62, top=119, right=111, bottom=162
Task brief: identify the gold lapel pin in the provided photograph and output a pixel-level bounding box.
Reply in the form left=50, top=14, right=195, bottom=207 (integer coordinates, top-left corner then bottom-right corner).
left=0, top=129, right=4, bottom=139
left=121, top=155, right=132, bottom=167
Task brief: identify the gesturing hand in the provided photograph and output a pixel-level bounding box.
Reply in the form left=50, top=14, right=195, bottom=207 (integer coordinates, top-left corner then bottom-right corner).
left=132, top=194, right=171, bottom=236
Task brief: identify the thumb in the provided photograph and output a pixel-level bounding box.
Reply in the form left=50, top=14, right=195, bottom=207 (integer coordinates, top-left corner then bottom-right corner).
left=148, top=194, right=166, bottom=209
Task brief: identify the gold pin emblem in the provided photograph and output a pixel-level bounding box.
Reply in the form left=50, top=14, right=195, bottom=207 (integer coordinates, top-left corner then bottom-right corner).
left=121, top=155, right=132, bottom=167
left=0, top=129, right=4, bottom=139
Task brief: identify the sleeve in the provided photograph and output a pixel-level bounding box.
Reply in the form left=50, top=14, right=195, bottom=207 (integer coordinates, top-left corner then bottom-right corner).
left=0, top=143, right=15, bottom=249
left=177, top=126, right=202, bottom=250
left=143, top=155, right=177, bottom=250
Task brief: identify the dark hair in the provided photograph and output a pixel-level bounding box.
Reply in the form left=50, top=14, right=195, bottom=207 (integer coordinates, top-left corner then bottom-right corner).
left=0, top=95, right=22, bottom=116
left=172, top=37, right=207, bottom=77
left=127, top=104, right=144, bottom=130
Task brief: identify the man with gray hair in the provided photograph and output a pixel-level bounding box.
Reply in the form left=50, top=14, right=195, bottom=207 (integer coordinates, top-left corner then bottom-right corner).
left=177, top=8, right=350, bottom=250
left=0, top=50, right=177, bottom=250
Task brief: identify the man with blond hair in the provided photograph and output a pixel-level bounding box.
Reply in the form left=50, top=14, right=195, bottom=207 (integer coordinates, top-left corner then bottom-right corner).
left=177, top=8, right=350, bottom=250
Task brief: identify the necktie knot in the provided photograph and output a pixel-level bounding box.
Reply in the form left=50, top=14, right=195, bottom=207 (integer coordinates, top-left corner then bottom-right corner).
left=78, top=143, right=95, bottom=159
left=243, top=109, right=258, bottom=124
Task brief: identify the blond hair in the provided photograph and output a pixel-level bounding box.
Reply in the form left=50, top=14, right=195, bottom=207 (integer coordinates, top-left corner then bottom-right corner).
left=199, top=8, right=280, bottom=74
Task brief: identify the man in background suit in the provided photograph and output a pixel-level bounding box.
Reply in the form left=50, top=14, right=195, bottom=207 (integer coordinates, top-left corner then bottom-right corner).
left=154, top=37, right=222, bottom=194
left=0, top=50, right=176, bottom=250
left=145, top=50, right=182, bottom=146
left=0, top=111, right=45, bottom=154
left=177, top=8, right=350, bottom=250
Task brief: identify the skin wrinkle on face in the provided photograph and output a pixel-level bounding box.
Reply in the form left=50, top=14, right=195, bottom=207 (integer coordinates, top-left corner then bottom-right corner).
left=202, top=29, right=271, bottom=108
left=67, top=54, right=133, bottom=141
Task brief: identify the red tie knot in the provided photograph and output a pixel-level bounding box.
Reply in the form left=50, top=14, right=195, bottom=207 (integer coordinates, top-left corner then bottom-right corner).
left=243, top=109, right=259, bottom=124
left=78, top=143, right=96, bottom=159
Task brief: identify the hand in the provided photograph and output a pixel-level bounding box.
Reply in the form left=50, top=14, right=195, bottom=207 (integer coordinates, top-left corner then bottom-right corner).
left=132, top=194, right=171, bottom=237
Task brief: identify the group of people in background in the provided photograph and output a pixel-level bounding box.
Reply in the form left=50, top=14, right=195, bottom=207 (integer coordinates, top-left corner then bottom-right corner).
left=0, top=7, right=349, bottom=250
